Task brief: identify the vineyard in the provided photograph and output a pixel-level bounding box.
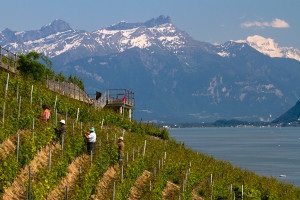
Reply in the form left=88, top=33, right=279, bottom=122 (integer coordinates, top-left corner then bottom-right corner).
left=0, top=66, right=300, bottom=200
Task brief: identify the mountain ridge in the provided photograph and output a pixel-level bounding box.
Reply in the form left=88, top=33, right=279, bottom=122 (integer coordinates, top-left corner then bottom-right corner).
left=1, top=16, right=300, bottom=122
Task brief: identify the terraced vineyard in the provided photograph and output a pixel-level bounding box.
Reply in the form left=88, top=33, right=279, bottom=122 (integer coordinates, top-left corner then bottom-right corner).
left=1, top=66, right=300, bottom=200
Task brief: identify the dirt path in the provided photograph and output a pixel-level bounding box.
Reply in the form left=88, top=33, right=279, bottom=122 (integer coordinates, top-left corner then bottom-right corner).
left=47, top=154, right=89, bottom=200
left=161, top=181, right=180, bottom=200
left=0, top=130, right=26, bottom=158
left=90, top=165, right=118, bottom=200
left=192, top=184, right=204, bottom=200
left=2, top=142, right=61, bottom=200
left=128, top=170, right=151, bottom=200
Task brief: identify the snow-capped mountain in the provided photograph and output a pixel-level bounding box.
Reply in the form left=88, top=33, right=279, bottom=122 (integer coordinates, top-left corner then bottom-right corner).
left=0, top=16, right=203, bottom=59
left=235, top=35, right=300, bottom=62
left=1, top=16, right=300, bottom=122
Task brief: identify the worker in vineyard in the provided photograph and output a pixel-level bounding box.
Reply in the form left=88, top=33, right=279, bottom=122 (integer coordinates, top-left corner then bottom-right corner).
left=36, top=104, right=50, bottom=122
left=84, top=127, right=96, bottom=155
left=118, top=137, right=125, bottom=165
left=56, top=119, right=66, bottom=138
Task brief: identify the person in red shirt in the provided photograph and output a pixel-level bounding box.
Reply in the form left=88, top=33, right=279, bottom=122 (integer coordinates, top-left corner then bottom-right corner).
left=42, top=104, right=50, bottom=122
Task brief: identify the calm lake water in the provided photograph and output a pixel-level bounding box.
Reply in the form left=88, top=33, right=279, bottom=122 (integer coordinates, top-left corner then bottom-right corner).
left=169, top=127, right=300, bottom=186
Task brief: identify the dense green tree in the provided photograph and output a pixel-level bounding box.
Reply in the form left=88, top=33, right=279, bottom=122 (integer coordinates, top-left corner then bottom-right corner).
left=68, top=74, right=85, bottom=90
left=18, top=51, right=54, bottom=81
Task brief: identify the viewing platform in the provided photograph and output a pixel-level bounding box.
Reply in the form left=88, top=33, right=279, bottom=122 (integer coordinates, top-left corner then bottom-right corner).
left=96, top=89, right=135, bottom=120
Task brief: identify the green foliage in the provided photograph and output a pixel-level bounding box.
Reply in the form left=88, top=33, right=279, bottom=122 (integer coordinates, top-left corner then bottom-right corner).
left=68, top=74, right=85, bottom=90
left=0, top=68, right=300, bottom=200
left=18, top=51, right=54, bottom=81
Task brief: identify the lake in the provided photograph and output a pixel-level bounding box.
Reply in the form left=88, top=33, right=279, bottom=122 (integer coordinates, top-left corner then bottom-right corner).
left=169, top=127, right=300, bottom=186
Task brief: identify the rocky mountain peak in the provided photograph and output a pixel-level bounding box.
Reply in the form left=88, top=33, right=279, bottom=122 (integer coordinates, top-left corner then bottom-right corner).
left=106, top=15, right=172, bottom=30
left=143, top=15, right=171, bottom=27
left=40, top=19, right=72, bottom=34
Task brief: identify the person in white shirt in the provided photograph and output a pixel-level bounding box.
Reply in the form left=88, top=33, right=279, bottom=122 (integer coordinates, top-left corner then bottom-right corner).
left=84, top=127, right=96, bottom=155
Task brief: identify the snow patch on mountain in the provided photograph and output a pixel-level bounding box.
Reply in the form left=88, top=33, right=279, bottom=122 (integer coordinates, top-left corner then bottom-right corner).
left=236, top=35, right=300, bottom=61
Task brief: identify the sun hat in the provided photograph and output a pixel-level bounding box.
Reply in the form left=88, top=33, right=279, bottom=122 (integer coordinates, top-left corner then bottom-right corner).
left=119, top=137, right=123, bottom=140
left=60, top=120, right=65, bottom=124
left=90, top=127, right=95, bottom=132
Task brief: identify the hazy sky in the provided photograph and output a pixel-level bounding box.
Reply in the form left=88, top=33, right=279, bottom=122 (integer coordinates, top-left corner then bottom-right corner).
left=1, top=0, right=299, bottom=49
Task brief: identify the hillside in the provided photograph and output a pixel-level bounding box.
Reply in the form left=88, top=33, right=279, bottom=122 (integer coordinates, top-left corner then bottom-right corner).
left=272, top=100, right=300, bottom=124
left=0, top=57, right=300, bottom=199
left=2, top=16, right=300, bottom=122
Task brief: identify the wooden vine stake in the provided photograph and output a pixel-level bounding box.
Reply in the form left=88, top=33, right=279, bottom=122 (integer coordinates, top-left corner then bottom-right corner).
left=2, top=102, right=5, bottom=126
left=65, top=185, right=68, bottom=200
left=54, top=95, right=57, bottom=112
left=16, top=85, right=19, bottom=102
left=18, top=96, right=21, bottom=120
left=49, top=149, right=52, bottom=172
left=16, top=132, right=19, bottom=163
left=5, top=73, right=9, bottom=99
left=113, top=182, right=115, bottom=200
left=101, top=119, right=104, bottom=129
left=76, top=108, right=79, bottom=123
left=143, top=140, right=147, bottom=157
left=30, top=85, right=33, bottom=107
left=32, top=118, right=35, bottom=139
left=28, top=165, right=31, bottom=199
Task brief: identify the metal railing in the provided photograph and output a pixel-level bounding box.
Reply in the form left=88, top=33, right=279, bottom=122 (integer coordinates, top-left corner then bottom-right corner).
left=0, top=45, right=18, bottom=73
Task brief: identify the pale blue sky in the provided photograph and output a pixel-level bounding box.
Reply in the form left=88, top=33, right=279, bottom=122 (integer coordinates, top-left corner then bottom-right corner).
left=1, top=0, right=299, bottom=49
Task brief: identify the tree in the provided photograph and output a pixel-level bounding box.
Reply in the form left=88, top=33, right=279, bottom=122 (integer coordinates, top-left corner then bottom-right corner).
left=68, top=74, right=85, bottom=90
left=18, top=51, right=54, bottom=81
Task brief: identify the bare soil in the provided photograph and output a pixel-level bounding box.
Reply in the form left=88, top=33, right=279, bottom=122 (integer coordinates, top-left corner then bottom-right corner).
left=161, top=181, right=180, bottom=200
left=192, top=183, right=204, bottom=200
left=0, top=130, right=27, bottom=158
left=46, top=154, right=89, bottom=200
left=90, top=165, right=117, bottom=200
left=128, top=170, right=151, bottom=200
left=2, top=142, right=61, bottom=200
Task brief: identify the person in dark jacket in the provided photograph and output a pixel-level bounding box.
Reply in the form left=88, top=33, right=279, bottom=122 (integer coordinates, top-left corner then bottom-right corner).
left=56, top=119, right=66, bottom=138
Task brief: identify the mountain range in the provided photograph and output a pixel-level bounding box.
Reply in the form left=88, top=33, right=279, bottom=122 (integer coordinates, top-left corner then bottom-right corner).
left=1, top=15, right=300, bottom=122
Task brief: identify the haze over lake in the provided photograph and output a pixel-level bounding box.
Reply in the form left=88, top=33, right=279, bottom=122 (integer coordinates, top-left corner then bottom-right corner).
left=169, top=127, right=300, bottom=186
